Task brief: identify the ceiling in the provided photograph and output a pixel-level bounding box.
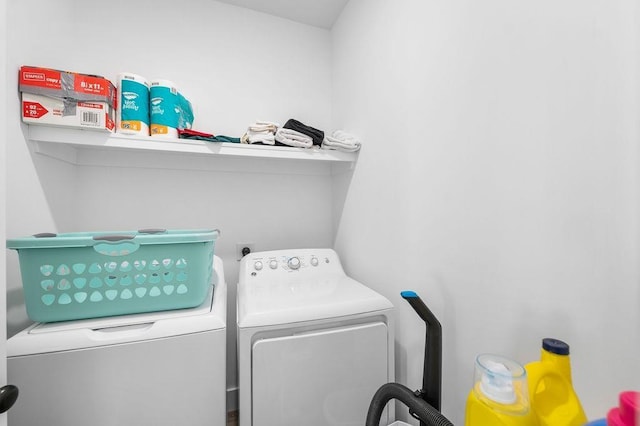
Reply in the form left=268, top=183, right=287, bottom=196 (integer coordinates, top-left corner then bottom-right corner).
left=215, top=0, right=350, bottom=29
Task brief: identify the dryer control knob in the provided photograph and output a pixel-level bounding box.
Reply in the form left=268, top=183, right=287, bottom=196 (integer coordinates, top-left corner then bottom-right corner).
left=254, top=261, right=263, bottom=271
left=310, top=257, right=319, bottom=266
left=269, top=260, right=278, bottom=269
left=287, top=257, right=301, bottom=270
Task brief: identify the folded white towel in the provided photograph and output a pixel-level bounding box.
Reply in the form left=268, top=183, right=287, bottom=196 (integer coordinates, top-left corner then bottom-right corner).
left=278, top=128, right=313, bottom=143
left=241, top=132, right=276, bottom=145
left=275, top=128, right=313, bottom=148
left=322, top=139, right=361, bottom=152
left=241, top=120, right=280, bottom=145
left=322, top=130, right=361, bottom=152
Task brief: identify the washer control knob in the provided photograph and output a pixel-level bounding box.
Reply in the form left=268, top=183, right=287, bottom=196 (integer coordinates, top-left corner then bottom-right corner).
left=287, top=257, right=301, bottom=270
left=310, top=257, right=319, bottom=266
left=269, top=260, right=278, bottom=269
left=254, top=261, right=263, bottom=271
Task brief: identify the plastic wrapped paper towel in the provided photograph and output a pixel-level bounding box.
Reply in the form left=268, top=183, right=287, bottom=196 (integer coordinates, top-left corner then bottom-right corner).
left=150, top=79, right=193, bottom=138
left=116, top=72, right=150, bottom=136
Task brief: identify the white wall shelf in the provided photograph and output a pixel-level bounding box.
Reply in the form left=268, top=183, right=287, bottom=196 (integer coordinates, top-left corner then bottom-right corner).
left=27, top=126, right=357, bottom=175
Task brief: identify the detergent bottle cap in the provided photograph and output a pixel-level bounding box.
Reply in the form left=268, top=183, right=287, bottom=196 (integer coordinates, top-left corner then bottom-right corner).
left=542, top=338, right=570, bottom=355
left=475, top=354, right=527, bottom=406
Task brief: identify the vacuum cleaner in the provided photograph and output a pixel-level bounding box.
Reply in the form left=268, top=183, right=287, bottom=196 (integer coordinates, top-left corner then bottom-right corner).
left=366, top=290, right=454, bottom=426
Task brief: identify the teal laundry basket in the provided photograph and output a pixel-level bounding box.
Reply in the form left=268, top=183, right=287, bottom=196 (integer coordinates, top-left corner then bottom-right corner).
left=7, top=228, right=219, bottom=323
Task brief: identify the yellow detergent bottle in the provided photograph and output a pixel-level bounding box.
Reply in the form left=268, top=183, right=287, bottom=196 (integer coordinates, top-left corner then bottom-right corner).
left=464, top=354, right=539, bottom=426
left=525, top=338, right=587, bottom=426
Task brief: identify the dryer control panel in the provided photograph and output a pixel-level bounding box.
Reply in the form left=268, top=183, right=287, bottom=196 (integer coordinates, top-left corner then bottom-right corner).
left=239, top=248, right=344, bottom=282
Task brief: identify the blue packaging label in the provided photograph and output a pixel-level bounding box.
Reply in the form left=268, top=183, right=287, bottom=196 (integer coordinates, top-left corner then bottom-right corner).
left=150, top=86, right=179, bottom=128
left=120, top=79, right=149, bottom=127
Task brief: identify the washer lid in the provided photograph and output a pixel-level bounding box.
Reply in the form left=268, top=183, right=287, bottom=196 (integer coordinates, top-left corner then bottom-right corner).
left=237, top=274, right=393, bottom=328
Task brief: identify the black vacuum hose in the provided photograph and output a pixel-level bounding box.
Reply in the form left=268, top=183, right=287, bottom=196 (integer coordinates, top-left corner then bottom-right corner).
left=365, top=382, right=454, bottom=426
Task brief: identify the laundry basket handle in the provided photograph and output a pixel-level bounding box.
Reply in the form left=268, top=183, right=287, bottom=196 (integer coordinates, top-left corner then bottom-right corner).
left=138, top=228, right=167, bottom=234
left=33, top=232, right=57, bottom=238
left=92, top=234, right=140, bottom=256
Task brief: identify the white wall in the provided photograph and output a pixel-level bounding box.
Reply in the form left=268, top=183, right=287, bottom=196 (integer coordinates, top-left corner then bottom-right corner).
left=5, top=0, right=334, bottom=400
left=332, top=0, right=639, bottom=424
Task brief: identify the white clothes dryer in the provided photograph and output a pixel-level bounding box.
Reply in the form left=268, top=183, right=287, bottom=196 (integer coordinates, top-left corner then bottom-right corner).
left=237, top=248, right=394, bottom=426
left=7, top=255, right=227, bottom=426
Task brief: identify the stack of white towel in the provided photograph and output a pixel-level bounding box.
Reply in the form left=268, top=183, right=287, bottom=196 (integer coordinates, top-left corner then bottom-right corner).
left=322, top=130, right=361, bottom=152
left=241, top=122, right=361, bottom=152
left=275, top=127, right=313, bottom=148
left=241, top=121, right=279, bottom=145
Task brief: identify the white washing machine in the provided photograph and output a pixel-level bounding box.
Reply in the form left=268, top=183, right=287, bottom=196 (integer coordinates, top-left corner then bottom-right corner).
left=237, top=248, right=394, bottom=426
left=7, top=255, right=227, bottom=426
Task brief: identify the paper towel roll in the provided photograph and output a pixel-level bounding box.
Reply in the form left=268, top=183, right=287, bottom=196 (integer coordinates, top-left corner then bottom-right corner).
left=150, top=79, right=180, bottom=139
left=116, top=72, right=150, bottom=136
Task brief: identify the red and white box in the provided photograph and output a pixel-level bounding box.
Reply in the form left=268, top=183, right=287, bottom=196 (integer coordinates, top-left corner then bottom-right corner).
left=19, top=66, right=117, bottom=132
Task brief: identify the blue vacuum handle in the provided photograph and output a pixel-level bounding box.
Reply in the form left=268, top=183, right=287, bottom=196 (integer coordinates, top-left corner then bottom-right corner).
left=401, top=291, right=442, bottom=333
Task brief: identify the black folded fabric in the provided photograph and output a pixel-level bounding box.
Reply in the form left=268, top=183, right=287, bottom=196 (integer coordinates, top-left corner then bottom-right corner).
left=283, top=119, right=324, bottom=146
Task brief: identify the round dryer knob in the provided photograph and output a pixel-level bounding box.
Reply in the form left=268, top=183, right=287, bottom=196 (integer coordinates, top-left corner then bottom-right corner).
left=269, top=260, right=278, bottom=269
left=310, top=257, right=319, bottom=266
left=287, top=257, right=301, bottom=270
left=254, top=261, right=263, bottom=271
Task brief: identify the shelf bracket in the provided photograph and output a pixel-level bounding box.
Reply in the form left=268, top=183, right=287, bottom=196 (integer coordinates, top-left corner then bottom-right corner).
left=31, top=140, right=78, bottom=165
